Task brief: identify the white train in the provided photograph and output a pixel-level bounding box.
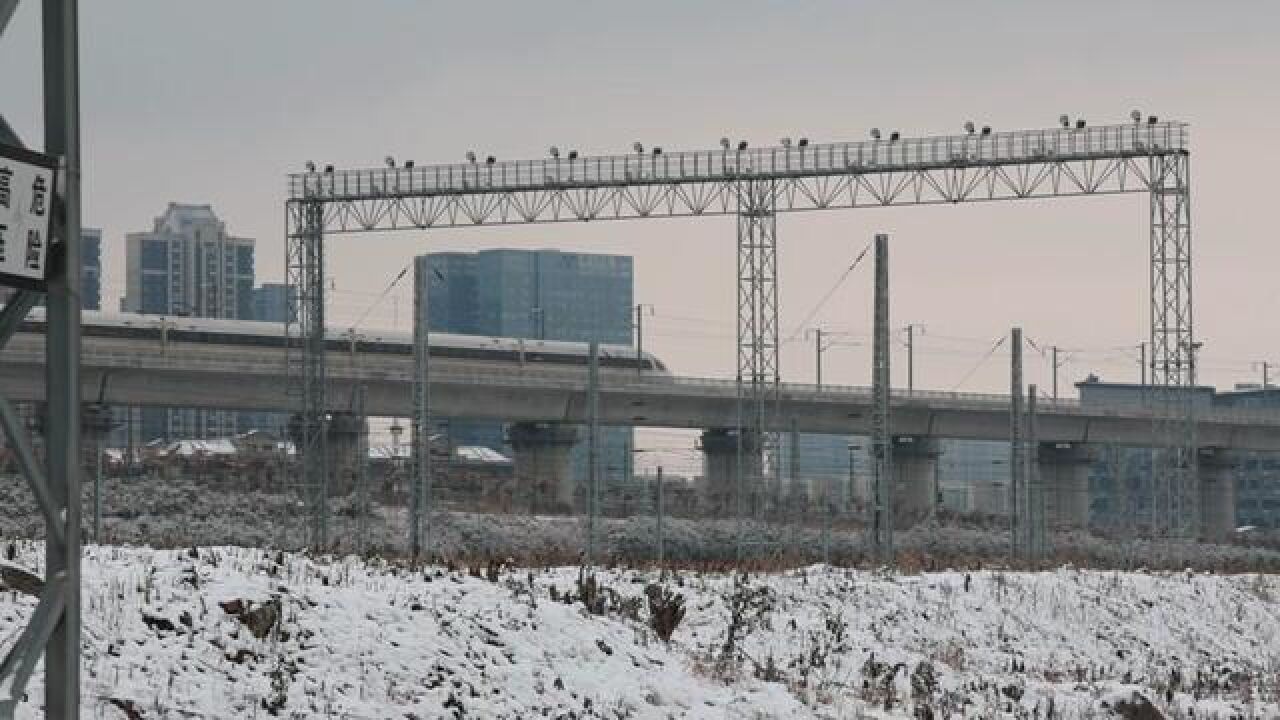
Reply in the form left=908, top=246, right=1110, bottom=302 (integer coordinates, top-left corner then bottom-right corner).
left=20, top=309, right=671, bottom=374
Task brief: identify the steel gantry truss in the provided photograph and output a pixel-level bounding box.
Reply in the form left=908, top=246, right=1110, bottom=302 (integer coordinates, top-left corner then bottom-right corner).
left=285, top=120, right=1198, bottom=549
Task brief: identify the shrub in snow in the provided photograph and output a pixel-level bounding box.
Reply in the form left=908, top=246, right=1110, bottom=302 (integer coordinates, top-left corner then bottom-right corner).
left=644, top=583, right=685, bottom=643
left=910, top=660, right=939, bottom=704
left=714, top=572, right=774, bottom=680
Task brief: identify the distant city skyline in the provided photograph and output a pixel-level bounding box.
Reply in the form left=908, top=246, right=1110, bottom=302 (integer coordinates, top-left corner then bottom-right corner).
left=1, top=0, right=1276, bottom=401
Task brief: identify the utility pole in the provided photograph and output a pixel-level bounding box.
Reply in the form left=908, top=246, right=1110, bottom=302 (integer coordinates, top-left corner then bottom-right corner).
left=1052, top=346, right=1059, bottom=401
left=812, top=327, right=823, bottom=388
left=635, top=303, right=653, bottom=377
left=808, top=328, right=858, bottom=391
left=93, top=429, right=102, bottom=542
left=1009, top=327, right=1024, bottom=562
left=585, top=341, right=601, bottom=567
left=355, top=383, right=370, bottom=555
left=655, top=465, right=664, bottom=575
left=869, top=234, right=892, bottom=563
left=1254, top=361, right=1272, bottom=390
left=1026, top=384, right=1042, bottom=560
left=822, top=466, right=833, bottom=566
left=411, top=257, right=432, bottom=559
left=847, top=443, right=857, bottom=515
left=905, top=324, right=924, bottom=395
left=1139, top=342, right=1147, bottom=386
left=789, top=417, right=800, bottom=510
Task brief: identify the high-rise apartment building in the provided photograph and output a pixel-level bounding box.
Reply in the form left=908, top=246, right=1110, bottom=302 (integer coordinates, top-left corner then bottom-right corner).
left=422, top=249, right=635, bottom=496
left=121, top=204, right=256, bottom=441
left=122, top=203, right=254, bottom=320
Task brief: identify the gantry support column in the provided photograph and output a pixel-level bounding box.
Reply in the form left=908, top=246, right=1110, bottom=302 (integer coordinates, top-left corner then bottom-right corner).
left=509, top=422, right=579, bottom=514
left=734, top=179, right=780, bottom=525
left=285, top=198, right=328, bottom=549
left=1197, top=447, right=1238, bottom=542
left=701, top=428, right=761, bottom=516
left=892, top=435, right=938, bottom=526
left=1038, top=442, right=1097, bottom=529
left=1149, top=151, right=1197, bottom=538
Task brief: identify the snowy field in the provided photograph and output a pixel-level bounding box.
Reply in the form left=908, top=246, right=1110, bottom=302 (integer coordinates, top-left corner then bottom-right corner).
left=4, top=543, right=1280, bottom=718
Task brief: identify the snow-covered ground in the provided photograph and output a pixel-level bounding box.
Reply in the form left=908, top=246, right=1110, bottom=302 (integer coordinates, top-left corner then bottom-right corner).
left=4, top=543, right=1280, bottom=718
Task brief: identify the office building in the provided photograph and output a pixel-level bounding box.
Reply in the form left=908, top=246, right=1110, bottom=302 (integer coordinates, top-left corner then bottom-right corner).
left=80, top=227, right=101, bottom=311
left=422, top=249, right=635, bottom=502
left=252, top=282, right=294, bottom=324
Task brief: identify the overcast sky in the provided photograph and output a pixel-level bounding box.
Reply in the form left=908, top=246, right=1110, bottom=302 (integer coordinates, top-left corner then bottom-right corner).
left=2, top=0, right=1277, bottom=402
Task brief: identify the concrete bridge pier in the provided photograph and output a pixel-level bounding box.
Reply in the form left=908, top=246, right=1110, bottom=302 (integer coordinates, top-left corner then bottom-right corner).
left=699, top=428, right=762, bottom=516
left=892, top=435, right=939, bottom=526
left=508, top=422, right=579, bottom=514
left=80, top=403, right=115, bottom=448
left=1198, top=447, right=1239, bottom=542
left=28, top=403, right=114, bottom=466
left=287, top=412, right=363, bottom=497
left=326, top=412, right=365, bottom=496
left=1039, top=442, right=1097, bottom=529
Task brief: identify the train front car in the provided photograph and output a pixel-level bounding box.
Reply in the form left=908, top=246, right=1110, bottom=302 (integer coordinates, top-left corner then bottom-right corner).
left=31, top=311, right=674, bottom=380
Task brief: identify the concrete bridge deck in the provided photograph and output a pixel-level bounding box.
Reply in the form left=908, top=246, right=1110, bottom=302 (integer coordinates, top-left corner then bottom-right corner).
left=3, top=332, right=1279, bottom=451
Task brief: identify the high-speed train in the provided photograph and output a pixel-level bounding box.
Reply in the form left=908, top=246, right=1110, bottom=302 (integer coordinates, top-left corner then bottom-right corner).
left=19, top=309, right=671, bottom=374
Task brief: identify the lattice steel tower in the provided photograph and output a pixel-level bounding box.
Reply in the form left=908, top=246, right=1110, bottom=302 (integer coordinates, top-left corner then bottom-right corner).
left=285, top=198, right=329, bottom=549
left=735, top=179, right=781, bottom=518
left=1149, top=152, right=1196, bottom=537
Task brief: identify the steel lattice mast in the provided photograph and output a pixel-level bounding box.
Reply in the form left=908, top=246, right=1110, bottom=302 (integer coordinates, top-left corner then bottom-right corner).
left=285, top=199, right=328, bottom=549
left=1149, top=153, right=1196, bottom=537
left=284, top=120, right=1198, bottom=549
left=735, top=179, right=780, bottom=521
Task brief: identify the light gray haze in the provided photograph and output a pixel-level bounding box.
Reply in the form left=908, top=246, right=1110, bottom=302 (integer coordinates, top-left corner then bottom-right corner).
left=1, top=0, right=1276, bottom=398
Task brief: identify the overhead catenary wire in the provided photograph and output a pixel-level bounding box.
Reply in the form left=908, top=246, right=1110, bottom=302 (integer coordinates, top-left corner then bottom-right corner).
left=784, top=240, right=874, bottom=344
left=949, top=335, right=1008, bottom=391
left=348, top=262, right=413, bottom=333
